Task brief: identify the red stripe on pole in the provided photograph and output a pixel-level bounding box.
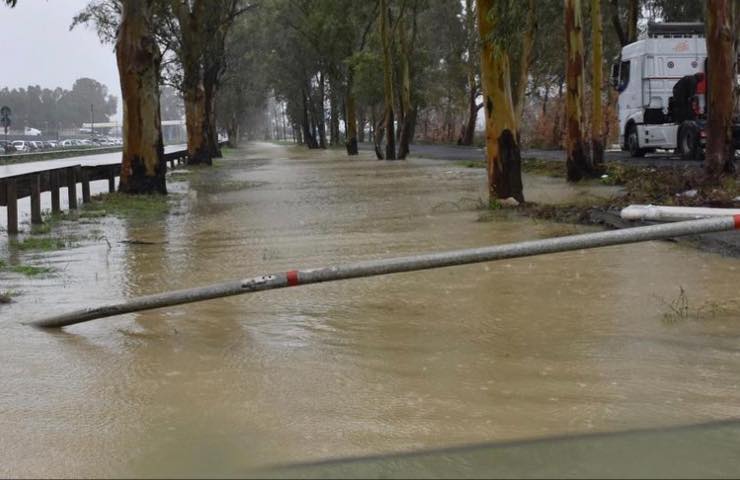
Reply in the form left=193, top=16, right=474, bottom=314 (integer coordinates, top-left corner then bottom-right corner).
left=286, top=270, right=300, bottom=286
left=735, top=215, right=740, bottom=229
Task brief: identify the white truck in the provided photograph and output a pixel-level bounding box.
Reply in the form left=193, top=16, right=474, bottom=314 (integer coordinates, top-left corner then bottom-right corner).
left=611, top=22, right=739, bottom=160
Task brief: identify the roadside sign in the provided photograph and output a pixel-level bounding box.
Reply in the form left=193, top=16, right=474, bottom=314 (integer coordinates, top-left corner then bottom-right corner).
left=1, top=106, right=9, bottom=140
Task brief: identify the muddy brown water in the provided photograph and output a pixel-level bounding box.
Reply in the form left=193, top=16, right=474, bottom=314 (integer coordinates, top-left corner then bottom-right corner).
left=1, top=143, right=739, bottom=477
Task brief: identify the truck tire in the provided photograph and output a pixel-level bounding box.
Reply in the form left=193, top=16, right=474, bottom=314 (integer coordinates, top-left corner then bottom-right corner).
left=627, top=125, right=646, bottom=158
left=678, top=121, right=701, bottom=161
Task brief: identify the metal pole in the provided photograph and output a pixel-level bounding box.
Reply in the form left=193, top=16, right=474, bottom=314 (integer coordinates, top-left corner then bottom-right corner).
left=622, top=204, right=740, bottom=222
left=28, top=216, right=740, bottom=329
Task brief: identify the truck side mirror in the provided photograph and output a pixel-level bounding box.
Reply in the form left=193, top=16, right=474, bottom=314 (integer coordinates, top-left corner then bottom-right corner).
left=610, top=63, right=620, bottom=89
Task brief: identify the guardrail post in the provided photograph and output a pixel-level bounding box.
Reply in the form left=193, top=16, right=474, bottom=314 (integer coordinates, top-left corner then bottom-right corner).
left=6, top=179, right=17, bottom=234
left=81, top=169, right=91, bottom=203
left=30, top=174, right=42, bottom=224
left=66, top=167, right=77, bottom=210
left=50, top=171, right=61, bottom=213
left=108, top=166, right=116, bottom=193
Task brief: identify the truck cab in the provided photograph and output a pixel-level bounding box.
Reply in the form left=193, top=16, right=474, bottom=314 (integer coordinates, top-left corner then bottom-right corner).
left=612, top=22, right=708, bottom=159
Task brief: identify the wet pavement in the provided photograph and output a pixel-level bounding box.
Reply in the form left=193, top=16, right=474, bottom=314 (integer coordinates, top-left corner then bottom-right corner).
left=1, top=142, right=739, bottom=477
left=358, top=142, right=702, bottom=168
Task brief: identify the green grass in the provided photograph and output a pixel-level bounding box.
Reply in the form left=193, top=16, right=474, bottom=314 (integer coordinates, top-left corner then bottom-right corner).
left=0, top=259, right=54, bottom=277
left=8, top=265, right=54, bottom=276
left=82, top=192, right=170, bottom=219
left=10, top=236, right=70, bottom=251
left=457, top=160, right=486, bottom=169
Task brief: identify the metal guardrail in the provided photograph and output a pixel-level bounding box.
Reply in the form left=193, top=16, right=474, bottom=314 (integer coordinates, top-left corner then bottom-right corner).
left=0, top=146, right=122, bottom=163
left=0, top=149, right=189, bottom=234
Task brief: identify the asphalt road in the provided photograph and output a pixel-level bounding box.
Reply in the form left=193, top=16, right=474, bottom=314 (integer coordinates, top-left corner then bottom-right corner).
left=360, top=142, right=698, bottom=167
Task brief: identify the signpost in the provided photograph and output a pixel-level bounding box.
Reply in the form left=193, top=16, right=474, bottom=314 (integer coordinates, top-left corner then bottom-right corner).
left=0, top=106, right=11, bottom=148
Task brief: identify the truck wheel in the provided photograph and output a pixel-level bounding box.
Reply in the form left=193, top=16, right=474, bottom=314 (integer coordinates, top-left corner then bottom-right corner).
left=627, top=125, right=646, bottom=157
left=678, top=122, right=701, bottom=161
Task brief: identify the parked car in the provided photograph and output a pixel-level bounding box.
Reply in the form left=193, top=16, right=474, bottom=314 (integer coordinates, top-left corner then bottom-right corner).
left=59, top=139, right=76, bottom=148
left=30, top=140, right=44, bottom=151
left=79, top=139, right=93, bottom=146
left=45, top=141, right=57, bottom=149
left=0, top=140, right=16, bottom=154
left=12, top=140, right=30, bottom=152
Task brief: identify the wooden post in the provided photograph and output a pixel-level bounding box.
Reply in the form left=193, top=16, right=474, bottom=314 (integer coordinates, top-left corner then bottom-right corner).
left=31, top=174, right=42, bottom=225
left=81, top=169, right=91, bottom=203
left=50, top=171, right=61, bottom=213
left=6, top=179, right=18, bottom=234
left=67, top=167, right=78, bottom=210
left=108, top=166, right=116, bottom=193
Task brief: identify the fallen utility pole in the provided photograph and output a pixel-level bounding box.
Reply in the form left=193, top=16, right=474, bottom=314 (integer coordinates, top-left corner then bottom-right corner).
left=29, top=216, right=740, bottom=329
left=622, top=204, right=740, bottom=222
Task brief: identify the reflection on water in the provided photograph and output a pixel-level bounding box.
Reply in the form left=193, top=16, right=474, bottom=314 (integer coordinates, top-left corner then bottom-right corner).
left=1, top=143, right=739, bottom=477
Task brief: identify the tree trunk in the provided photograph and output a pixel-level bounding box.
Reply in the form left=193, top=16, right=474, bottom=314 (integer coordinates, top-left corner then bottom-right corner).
left=330, top=83, right=340, bottom=146
left=380, top=0, right=396, bottom=160
left=346, top=73, right=359, bottom=155
left=460, top=72, right=480, bottom=146
left=317, top=73, right=328, bottom=149
left=116, top=0, right=166, bottom=194
left=397, top=14, right=413, bottom=159
left=184, top=84, right=211, bottom=165
left=227, top=114, right=239, bottom=148
left=609, top=0, right=627, bottom=46
left=513, top=0, right=537, bottom=122
left=627, top=0, right=638, bottom=43
left=357, top=106, right=366, bottom=143
left=705, top=0, right=736, bottom=179
left=565, top=0, right=594, bottom=181
left=301, top=88, right=318, bottom=149
left=204, top=78, right=221, bottom=158
left=173, top=0, right=212, bottom=166
left=374, top=117, right=386, bottom=160
left=591, top=0, right=605, bottom=165
left=476, top=0, right=524, bottom=203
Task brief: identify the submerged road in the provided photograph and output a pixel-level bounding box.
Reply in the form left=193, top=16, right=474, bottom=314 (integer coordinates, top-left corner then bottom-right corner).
left=1, top=142, right=739, bottom=476
left=359, top=142, right=696, bottom=167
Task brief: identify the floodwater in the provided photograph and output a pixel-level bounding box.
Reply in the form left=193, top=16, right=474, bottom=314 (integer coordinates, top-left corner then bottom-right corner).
left=1, top=143, right=739, bottom=477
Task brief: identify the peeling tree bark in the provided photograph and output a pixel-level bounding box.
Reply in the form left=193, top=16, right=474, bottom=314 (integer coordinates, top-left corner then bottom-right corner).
left=459, top=0, right=479, bottom=146
left=116, top=0, right=166, bottom=194
left=397, top=12, right=415, bottom=160
left=513, top=0, right=537, bottom=122
left=476, top=0, right=524, bottom=203
left=173, top=0, right=212, bottom=166
left=705, top=0, right=737, bottom=179
left=591, top=0, right=605, bottom=165
left=565, top=0, right=594, bottom=182
left=380, top=0, right=396, bottom=160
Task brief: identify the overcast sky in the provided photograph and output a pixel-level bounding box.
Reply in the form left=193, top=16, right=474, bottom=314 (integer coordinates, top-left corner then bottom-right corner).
left=0, top=0, right=122, bottom=120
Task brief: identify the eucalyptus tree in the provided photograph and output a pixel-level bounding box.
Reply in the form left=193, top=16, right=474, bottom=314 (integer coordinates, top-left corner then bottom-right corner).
left=165, top=0, right=252, bottom=164
left=564, top=0, right=595, bottom=181
left=458, top=0, right=481, bottom=146
left=475, top=0, right=526, bottom=203
left=116, top=0, right=167, bottom=193
left=377, top=0, right=397, bottom=159
left=73, top=0, right=168, bottom=193
left=705, top=0, right=736, bottom=178
left=590, top=0, right=605, bottom=165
